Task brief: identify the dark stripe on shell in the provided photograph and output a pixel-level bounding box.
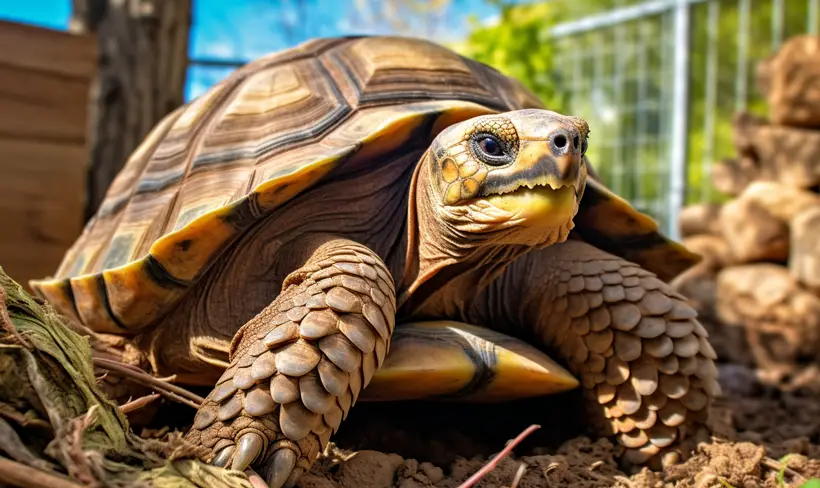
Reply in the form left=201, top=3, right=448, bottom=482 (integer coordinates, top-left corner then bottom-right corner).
left=97, top=275, right=128, bottom=331
left=97, top=194, right=131, bottom=218
left=221, top=191, right=264, bottom=229
left=134, top=168, right=187, bottom=195
left=60, top=278, right=82, bottom=322
left=144, top=255, right=191, bottom=289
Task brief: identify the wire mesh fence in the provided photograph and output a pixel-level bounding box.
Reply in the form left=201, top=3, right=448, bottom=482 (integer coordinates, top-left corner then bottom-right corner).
left=549, top=0, right=819, bottom=238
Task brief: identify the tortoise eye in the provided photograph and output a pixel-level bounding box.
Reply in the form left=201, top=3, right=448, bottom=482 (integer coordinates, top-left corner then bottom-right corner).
left=470, top=133, right=512, bottom=166
left=581, top=138, right=588, bottom=156
left=479, top=137, right=502, bottom=156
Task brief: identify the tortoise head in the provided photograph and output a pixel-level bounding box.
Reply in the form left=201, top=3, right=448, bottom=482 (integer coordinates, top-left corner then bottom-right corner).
left=426, top=109, right=589, bottom=248
left=401, top=109, right=590, bottom=305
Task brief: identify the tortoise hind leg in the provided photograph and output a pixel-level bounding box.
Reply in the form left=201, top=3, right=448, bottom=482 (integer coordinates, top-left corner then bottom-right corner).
left=185, top=238, right=396, bottom=488
left=483, top=239, right=721, bottom=467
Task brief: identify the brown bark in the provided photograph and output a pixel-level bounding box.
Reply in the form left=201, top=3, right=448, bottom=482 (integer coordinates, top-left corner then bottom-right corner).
left=790, top=206, right=820, bottom=290
left=719, top=196, right=789, bottom=264
left=70, top=0, right=191, bottom=221
left=761, top=35, right=820, bottom=129
left=710, top=157, right=759, bottom=197
left=716, top=264, right=820, bottom=368
left=678, top=203, right=723, bottom=237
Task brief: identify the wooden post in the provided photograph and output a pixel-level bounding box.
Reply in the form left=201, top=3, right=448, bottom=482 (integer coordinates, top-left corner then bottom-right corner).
left=70, top=0, right=191, bottom=221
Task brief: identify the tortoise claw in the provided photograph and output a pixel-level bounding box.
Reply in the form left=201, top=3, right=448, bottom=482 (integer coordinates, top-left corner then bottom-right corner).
left=212, top=445, right=235, bottom=467
left=266, top=448, right=298, bottom=488
left=232, top=431, right=265, bottom=471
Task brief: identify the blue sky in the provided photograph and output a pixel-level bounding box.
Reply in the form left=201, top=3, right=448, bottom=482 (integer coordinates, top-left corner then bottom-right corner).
left=0, top=0, right=511, bottom=101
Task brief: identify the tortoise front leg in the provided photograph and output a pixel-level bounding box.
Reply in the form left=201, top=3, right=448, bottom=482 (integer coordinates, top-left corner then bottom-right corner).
left=479, top=239, right=720, bottom=466
left=185, top=238, right=396, bottom=488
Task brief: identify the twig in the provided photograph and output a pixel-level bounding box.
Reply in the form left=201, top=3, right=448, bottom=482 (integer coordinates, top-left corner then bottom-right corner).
left=762, top=456, right=806, bottom=485
left=0, top=456, right=85, bottom=488
left=65, top=407, right=99, bottom=485
left=92, top=358, right=205, bottom=409
left=120, top=393, right=162, bottom=414
left=717, top=476, right=736, bottom=488
left=456, top=424, right=541, bottom=488
left=509, top=462, right=527, bottom=488
left=0, top=403, right=52, bottom=432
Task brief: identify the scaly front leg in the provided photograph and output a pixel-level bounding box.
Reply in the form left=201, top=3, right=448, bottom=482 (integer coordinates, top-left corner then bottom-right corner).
left=185, top=238, right=396, bottom=488
left=480, top=239, right=719, bottom=466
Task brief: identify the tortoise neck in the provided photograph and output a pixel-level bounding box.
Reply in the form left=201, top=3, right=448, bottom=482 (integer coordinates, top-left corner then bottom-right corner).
left=397, top=151, right=529, bottom=316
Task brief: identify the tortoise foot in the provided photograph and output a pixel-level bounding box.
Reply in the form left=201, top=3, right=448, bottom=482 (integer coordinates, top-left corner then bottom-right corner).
left=185, top=239, right=396, bottom=487
left=185, top=403, right=319, bottom=488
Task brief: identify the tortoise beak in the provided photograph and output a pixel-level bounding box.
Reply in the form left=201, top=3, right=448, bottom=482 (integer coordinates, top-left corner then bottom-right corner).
left=482, top=140, right=585, bottom=227
left=359, top=321, right=579, bottom=403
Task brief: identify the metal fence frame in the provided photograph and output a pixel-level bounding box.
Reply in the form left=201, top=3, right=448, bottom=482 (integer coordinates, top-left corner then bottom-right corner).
left=549, top=0, right=819, bottom=239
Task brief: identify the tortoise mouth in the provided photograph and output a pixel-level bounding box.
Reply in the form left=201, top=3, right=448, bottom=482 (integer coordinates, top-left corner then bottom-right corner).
left=485, top=183, right=578, bottom=226
left=486, top=181, right=580, bottom=199
left=480, top=169, right=582, bottom=200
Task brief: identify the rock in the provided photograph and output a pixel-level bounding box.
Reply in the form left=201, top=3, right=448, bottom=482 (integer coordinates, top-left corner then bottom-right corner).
left=789, top=206, right=820, bottom=290
left=719, top=197, right=788, bottom=264
left=679, top=203, right=723, bottom=237
left=716, top=264, right=820, bottom=368
left=761, top=35, right=820, bottom=129
left=710, top=157, right=759, bottom=197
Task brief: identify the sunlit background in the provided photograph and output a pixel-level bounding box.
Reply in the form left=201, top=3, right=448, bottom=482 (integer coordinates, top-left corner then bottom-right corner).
left=2, top=0, right=818, bottom=237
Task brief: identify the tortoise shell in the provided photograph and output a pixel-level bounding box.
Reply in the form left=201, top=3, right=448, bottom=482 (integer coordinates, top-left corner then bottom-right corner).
left=30, top=36, right=699, bottom=334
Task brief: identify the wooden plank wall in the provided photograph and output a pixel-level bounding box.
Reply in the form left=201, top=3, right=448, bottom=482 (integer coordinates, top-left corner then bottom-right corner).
left=0, top=20, right=97, bottom=289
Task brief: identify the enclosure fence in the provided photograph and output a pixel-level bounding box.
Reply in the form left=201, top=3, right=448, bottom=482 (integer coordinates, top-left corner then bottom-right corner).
left=549, top=0, right=819, bottom=239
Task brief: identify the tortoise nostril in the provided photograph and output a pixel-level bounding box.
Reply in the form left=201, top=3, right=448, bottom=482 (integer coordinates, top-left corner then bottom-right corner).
left=573, top=135, right=579, bottom=150
left=554, top=134, right=567, bottom=149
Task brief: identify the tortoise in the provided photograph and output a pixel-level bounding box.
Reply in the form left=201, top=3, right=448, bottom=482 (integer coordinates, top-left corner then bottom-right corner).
left=31, top=36, right=718, bottom=488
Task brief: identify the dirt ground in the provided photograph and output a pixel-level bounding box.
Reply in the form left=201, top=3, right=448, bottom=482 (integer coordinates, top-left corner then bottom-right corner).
left=145, top=360, right=820, bottom=488
left=299, top=365, right=820, bottom=488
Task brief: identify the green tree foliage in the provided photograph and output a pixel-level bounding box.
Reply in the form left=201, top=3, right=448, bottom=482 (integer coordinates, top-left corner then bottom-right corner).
left=452, top=2, right=569, bottom=110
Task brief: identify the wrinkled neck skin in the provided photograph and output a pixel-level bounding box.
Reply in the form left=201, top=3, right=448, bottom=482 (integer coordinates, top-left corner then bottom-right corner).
left=398, top=151, right=573, bottom=319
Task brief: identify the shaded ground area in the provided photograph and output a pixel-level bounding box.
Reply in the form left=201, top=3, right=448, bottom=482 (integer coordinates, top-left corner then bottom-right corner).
left=142, top=364, right=820, bottom=488
left=296, top=367, right=820, bottom=488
